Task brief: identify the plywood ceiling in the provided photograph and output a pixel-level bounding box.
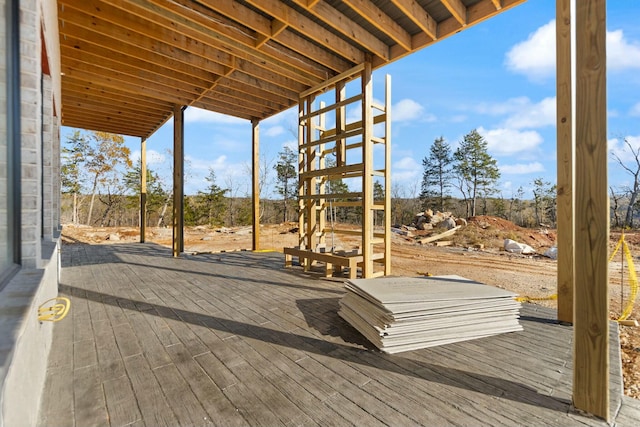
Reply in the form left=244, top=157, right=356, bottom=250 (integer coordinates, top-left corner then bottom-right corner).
left=58, top=0, right=526, bottom=138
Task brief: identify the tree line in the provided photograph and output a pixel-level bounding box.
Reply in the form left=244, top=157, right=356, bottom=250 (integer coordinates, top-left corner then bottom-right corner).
left=61, top=130, right=640, bottom=230
left=419, top=129, right=557, bottom=227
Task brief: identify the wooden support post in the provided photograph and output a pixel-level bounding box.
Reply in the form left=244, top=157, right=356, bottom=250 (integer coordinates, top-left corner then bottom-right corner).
left=573, top=0, right=609, bottom=420
left=318, top=102, right=326, bottom=248
left=252, top=119, right=260, bottom=251
left=305, top=94, right=317, bottom=257
left=298, top=101, right=306, bottom=250
left=361, top=62, right=374, bottom=278
left=140, top=137, right=147, bottom=243
left=384, top=74, right=392, bottom=276
left=172, top=105, right=185, bottom=257
left=336, top=80, right=346, bottom=167
left=556, top=0, right=574, bottom=324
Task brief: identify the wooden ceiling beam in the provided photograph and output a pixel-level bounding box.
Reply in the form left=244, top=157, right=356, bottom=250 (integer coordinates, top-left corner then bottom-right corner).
left=59, top=13, right=234, bottom=77
left=342, top=0, right=412, bottom=51
left=293, top=0, right=390, bottom=61
left=61, top=50, right=209, bottom=98
left=192, top=101, right=255, bottom=121
left=205, top=85, right=287, bottom=111
left=226, top=70, right=298, bottom=102
left=60, top=36, right=220, bottom=85
left=62, top=95, right=167, bottom=121
left=189, top=0, right=356, bottom=71
left=61, top=1, right=319, bottom=91
left=63, top=112, right=162, bottom=135
left=57, top=0, right=528, bottom=131
left=383, top=0, right=524, bottom=65
left=216, top=79, right=293, bottom=108
left=234, top=59, right=308, bottom=94
left=61, top=63, right=202, bottom=104
left=241, top=0, right=363, bottom=65
left=129, top=0, right=330, bottom=83
left=441, top=0, right=467, bottom=26
left=62, top=80, right=172, bottom=112
left=64, top=31, right=303, bottom=105
left=62, top=122, right=150, bottom=138
left=389, top=0, right=438, bottom=40
left=61, top=68, right=196, bottom=105
left=191, top=99, right=262, bottom=121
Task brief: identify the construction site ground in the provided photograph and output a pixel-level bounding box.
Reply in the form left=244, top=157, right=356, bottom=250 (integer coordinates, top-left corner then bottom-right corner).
left=61, top=216, right=640, bottom=400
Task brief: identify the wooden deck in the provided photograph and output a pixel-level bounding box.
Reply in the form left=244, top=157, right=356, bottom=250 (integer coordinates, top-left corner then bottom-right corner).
left=39, top=243, right=640, bottom=426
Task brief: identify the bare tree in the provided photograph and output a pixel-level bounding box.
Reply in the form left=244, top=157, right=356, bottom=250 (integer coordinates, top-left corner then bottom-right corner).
left=275, top=147, right=298, bottom=222
left=610, top=186, right=624, bottom=228
left=611, top=138, right=640, bottom=227
left=243, top=155, right=274, bottom=222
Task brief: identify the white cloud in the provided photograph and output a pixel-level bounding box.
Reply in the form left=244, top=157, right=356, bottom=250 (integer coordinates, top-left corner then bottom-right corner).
left=391, top=156, right=421, bottom=183
left=500, top=162, right=545, bottom=175
left=346, top=105, right=362, bottom=123
left=607, top=29, right=640, bottom=71
left=505, top=20, right=640, bottom=81
left=449, top=115, right=467, bottom=123
left=393, top=99, right=428, bottom=122
left=609, top=135, right=640, bottom=163
left=282, top=140, right=297, bottom=151
left=478, top=126, right=543, bottom=155
left=262, top=106, right=298, bottom=126
left=184, top=107, right=246, bottom=124
left=502, top=97, right=556, bottom=129
left=345, top=99, right=433, bottom=124
left=630, top=103, right=640, bottom=117
left=474, top=97, right=531, bottom=116
left=505, top=20, right=556, bottom=82
left=183, top=154, right=251, bottom=194
left=130, top=149, right=166, bottom=165
left=264, top=125, right=285, bottom=137
left=473, top=96, right=555, bottom=129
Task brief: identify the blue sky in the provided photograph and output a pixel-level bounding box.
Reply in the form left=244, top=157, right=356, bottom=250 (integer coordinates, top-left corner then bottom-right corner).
left=63, top=1, right=640, bottom=199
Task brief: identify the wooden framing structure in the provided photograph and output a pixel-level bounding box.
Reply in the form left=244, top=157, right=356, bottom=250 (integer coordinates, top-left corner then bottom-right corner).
left=55, top=0, right=613, bottom=420
left=139, top=137, right=147, bottom=243
left=284, top=64, right=391, bottom=279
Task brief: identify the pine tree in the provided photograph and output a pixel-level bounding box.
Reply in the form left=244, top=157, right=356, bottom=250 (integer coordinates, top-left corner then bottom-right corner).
left=420, top=136, right=453, bottom=211
left=275, top=146, right=298, bottom=222
left=453, top=129, right=500, bottom=217
left=199, top=168, right=228, bottom=226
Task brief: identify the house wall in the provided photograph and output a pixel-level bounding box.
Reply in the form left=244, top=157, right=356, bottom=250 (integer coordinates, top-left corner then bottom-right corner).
left=0, top=0, right=62, bottom=425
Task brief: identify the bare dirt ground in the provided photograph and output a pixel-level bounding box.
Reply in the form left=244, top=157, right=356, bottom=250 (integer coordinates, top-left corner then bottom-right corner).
left=61, top=217, right=640, bottom=399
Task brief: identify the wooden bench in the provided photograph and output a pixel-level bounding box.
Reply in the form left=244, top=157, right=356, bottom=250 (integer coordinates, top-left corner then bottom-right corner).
left=283, top=247, right=361, bottom=279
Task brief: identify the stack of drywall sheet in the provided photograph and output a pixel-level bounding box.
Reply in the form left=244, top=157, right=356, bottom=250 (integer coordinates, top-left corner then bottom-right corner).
left=338, top=275, right=522, bottom=354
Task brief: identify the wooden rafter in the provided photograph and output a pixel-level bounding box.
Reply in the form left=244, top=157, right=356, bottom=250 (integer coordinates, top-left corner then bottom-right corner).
left=390, top=0, right=438, bottom=40
left=58, top=0, right=527, bottom=137
left=442, top=0, right=468, bottom=26
left=342, top=0, right=412, bottom=51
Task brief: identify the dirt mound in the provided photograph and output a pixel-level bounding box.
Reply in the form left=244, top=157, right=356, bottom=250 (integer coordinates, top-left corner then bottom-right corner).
left=468, top=215, right=522, bottom=231
left=456, top=215, right=556, bottom=250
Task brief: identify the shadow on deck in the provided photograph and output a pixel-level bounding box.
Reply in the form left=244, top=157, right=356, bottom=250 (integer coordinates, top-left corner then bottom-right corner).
left=39, top=243, right=640, bottom=426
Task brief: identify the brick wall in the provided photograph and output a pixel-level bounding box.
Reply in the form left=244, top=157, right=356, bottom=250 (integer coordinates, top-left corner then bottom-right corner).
left=20, top=0, right=42, bottom=268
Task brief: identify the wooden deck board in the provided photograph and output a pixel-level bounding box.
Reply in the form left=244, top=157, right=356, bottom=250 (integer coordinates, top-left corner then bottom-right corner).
left=103, top=375, right=143, bottom=427
left=38, top=243, right=638, bottom=426
left=123, top=353, right=179, bottom=427
left=164, top=343, right=249, bottom=426
left=73, top=365, right=109, bottom=427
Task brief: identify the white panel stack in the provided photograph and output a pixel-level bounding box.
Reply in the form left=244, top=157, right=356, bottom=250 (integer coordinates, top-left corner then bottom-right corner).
left=338, top=275, right=522, bottom=354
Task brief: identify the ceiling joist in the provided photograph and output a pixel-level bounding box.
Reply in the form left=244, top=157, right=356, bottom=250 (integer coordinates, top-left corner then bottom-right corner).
left=58, top=0, right=526, bottom=138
